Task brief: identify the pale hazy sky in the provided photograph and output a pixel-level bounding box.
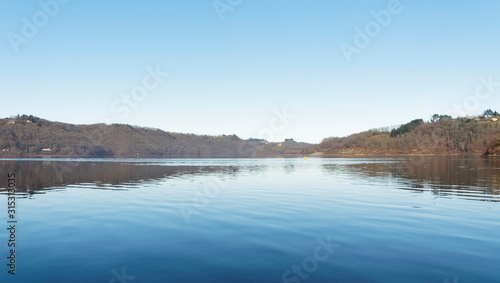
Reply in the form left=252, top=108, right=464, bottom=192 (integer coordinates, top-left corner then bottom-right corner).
left=1, top=1, right=499, bottom=143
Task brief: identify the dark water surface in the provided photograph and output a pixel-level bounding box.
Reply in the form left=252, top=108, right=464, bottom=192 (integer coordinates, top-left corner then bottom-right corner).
left=0, top=157, right=499, bottom=282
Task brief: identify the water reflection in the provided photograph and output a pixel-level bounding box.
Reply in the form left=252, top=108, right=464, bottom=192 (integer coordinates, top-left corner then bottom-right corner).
left=322, top=157, right=500, bottom=202
left=0, top=160, right=241, bottom=196
left=1, top=157, right=499, bottom=202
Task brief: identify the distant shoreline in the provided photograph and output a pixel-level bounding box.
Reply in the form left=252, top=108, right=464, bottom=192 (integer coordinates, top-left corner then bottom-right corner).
left=0, top=152, right=489, bottom=159
left=2, top=115, right=499, bottom=159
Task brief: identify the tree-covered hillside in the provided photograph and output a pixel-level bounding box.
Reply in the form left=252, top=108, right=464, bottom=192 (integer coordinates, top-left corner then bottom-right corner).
left=0, top=115, right=309, bottom=158
left=2, top=112, right=500, bottom=158
left=318, top=111, right=500, bottom=156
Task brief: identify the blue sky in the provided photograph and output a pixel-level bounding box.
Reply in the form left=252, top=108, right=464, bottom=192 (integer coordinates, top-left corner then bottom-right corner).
left=1, top=0, right=499, bottom=143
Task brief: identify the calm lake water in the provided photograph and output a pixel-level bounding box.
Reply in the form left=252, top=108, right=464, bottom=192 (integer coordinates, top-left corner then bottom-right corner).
left=0, top=157, right=499, bottom=282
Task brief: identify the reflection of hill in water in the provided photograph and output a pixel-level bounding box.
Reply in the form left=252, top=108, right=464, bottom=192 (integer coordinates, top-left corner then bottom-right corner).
left=323, top=157, right=500, bottom=202
left=3, top=158, right=499, bottom=202
left=0, top=160, right=241, bottom=194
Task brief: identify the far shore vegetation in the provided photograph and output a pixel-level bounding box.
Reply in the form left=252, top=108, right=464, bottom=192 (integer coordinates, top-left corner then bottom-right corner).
left=1, top=109, right=499, bottom=158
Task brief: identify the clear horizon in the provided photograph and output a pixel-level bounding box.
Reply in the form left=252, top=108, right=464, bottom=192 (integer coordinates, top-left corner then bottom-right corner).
left=1, top=0, right=499, bottom=143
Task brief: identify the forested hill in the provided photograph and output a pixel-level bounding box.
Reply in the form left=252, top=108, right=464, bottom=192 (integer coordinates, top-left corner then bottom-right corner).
left=317, top=113, right=500, bottom=157
left=2, top=113, right=500, bottom=158
left=0, top=115, right=310, bottom=158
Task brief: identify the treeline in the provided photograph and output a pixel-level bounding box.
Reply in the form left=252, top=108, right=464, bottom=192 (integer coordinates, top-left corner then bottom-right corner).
left=318, top=112, right=500, bottom=155
left=0, top=115, right=310, bottom=158
left=390, top=119, right=423, bottom=138
left=3, top=113, right=500, bottom=158
left=253, top=139, right=313, bottom=156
